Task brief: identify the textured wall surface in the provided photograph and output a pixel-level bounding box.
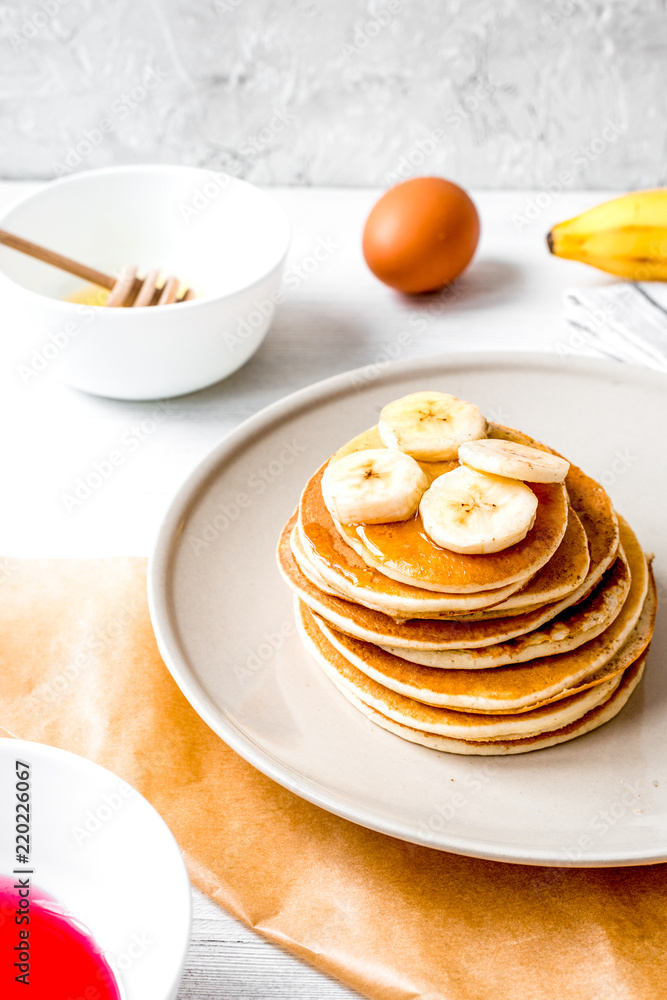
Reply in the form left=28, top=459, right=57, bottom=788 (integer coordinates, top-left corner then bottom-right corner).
left=0, top=0, right=666, bottom=187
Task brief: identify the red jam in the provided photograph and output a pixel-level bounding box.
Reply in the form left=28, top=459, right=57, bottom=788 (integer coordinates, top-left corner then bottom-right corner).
left=0, top=875, right=122, bottom=999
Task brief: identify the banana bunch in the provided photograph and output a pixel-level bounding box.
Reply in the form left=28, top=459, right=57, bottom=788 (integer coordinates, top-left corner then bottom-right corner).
left=548, top=189, right=667, bottom=280
left=322, top=392, right=569, bottom=555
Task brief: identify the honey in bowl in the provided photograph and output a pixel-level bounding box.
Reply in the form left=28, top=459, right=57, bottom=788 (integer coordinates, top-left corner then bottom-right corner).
left=65, top=282, right=198, bottom=307
left=66, top=283, right=110, bottom=306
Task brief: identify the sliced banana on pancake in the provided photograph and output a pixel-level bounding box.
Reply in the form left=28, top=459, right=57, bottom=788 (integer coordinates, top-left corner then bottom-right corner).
left=420, top=466, right=538, bottom=554
left=378, top=391, right=487, bottom=461
left=459, top=438, right=570, bottom=483
left=321, top=449, right=428, bottom=524
left=326, top=424, right=569, bottom=593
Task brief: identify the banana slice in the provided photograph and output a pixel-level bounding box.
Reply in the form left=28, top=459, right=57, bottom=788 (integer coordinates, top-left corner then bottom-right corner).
left=459, top=439, right=570, bottom=483
left=378, top=391, right=487, bottom=461
left=322, top=448, right=429, bottom=524
left=419, top=466, right=538, bottom=554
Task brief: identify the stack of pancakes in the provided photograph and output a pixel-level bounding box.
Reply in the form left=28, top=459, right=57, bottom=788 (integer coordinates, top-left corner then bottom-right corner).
left=278, top=423, right=656, bottom=755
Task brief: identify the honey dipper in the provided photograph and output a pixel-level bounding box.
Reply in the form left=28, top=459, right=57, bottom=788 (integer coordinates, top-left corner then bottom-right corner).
left=0, top=227, right=195, bottom=306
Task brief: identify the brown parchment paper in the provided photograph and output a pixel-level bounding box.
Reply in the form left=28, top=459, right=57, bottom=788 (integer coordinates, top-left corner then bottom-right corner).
left=0, top=556, right=666, bottom=1000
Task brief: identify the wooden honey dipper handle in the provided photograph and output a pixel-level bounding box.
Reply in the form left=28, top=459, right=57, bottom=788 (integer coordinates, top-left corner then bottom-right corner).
left=0, top=227, right=194, bottom=305
left=0, top=227, right=117, bottom=291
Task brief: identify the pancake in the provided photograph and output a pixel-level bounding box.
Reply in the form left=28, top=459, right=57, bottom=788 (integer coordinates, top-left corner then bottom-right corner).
left=298, top=600, right=624, bottom=740
left=480, top=424, right=620, bottom=603
left=281, top=396, right=653, bottom=756
left=380, top=544, right=630, bottom=669
left=297, top=425, right=614, bottom=617
left=293, top=472, right=617, bottom=628
left=299, top=462, right=550, bottom=600
left=279, top=515, right=625, bottom=652
left=296, top=503, right=589, bottom=618
left=560, top=458, right=620, bottom=593
left=308, top=570, right=654, bottom=714
left=460, top=504, right=590, bottom=611
left=293, top=518, right=531, bottom=615
left=331, top=480, right=567, bottom=594
left=410, top=457, right=619, bottom=621
left=336, top=653, right=647, bottom=756
left=315, top=424, right=569, bottom=593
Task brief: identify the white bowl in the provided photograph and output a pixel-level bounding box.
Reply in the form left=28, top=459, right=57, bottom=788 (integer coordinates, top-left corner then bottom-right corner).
left=0, top=738, right=191, bottom=999
left=0, top=166, right=290, bottom=399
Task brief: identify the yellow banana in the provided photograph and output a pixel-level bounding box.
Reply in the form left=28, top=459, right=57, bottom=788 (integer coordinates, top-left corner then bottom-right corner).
left=547, top=189, right=667, bottom=280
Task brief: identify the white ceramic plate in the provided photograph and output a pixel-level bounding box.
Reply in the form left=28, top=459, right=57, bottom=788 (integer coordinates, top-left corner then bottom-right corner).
left=149, top=353, right=667, bottom=867
left=0, top=738, right=191, bottom=998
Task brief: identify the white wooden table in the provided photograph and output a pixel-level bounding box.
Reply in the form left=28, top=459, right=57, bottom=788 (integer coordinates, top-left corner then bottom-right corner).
left=0, top=182, right=614, bottom=997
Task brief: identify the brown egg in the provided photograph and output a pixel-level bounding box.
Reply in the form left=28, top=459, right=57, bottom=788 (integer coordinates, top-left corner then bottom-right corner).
left=362, top=177, right=480, bottom=293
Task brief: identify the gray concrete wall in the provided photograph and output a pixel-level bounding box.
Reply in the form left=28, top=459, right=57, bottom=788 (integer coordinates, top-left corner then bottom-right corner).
left=1, top=0, right=665, bottom=187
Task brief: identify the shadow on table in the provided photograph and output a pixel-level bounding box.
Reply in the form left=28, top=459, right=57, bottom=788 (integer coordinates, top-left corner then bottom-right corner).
left=153, top=265, right=525, bottom=411
left=191, top=306, right=375, bottom=406
left=404, top=258, right=523, bottom=313
left=63, top=262, right=523, bottom=418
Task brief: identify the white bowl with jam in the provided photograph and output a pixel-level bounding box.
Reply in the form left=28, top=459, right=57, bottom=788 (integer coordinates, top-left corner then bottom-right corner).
left=0, top=738, right=191, bottom=999
left=0, top=165, right=290, bottom=400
